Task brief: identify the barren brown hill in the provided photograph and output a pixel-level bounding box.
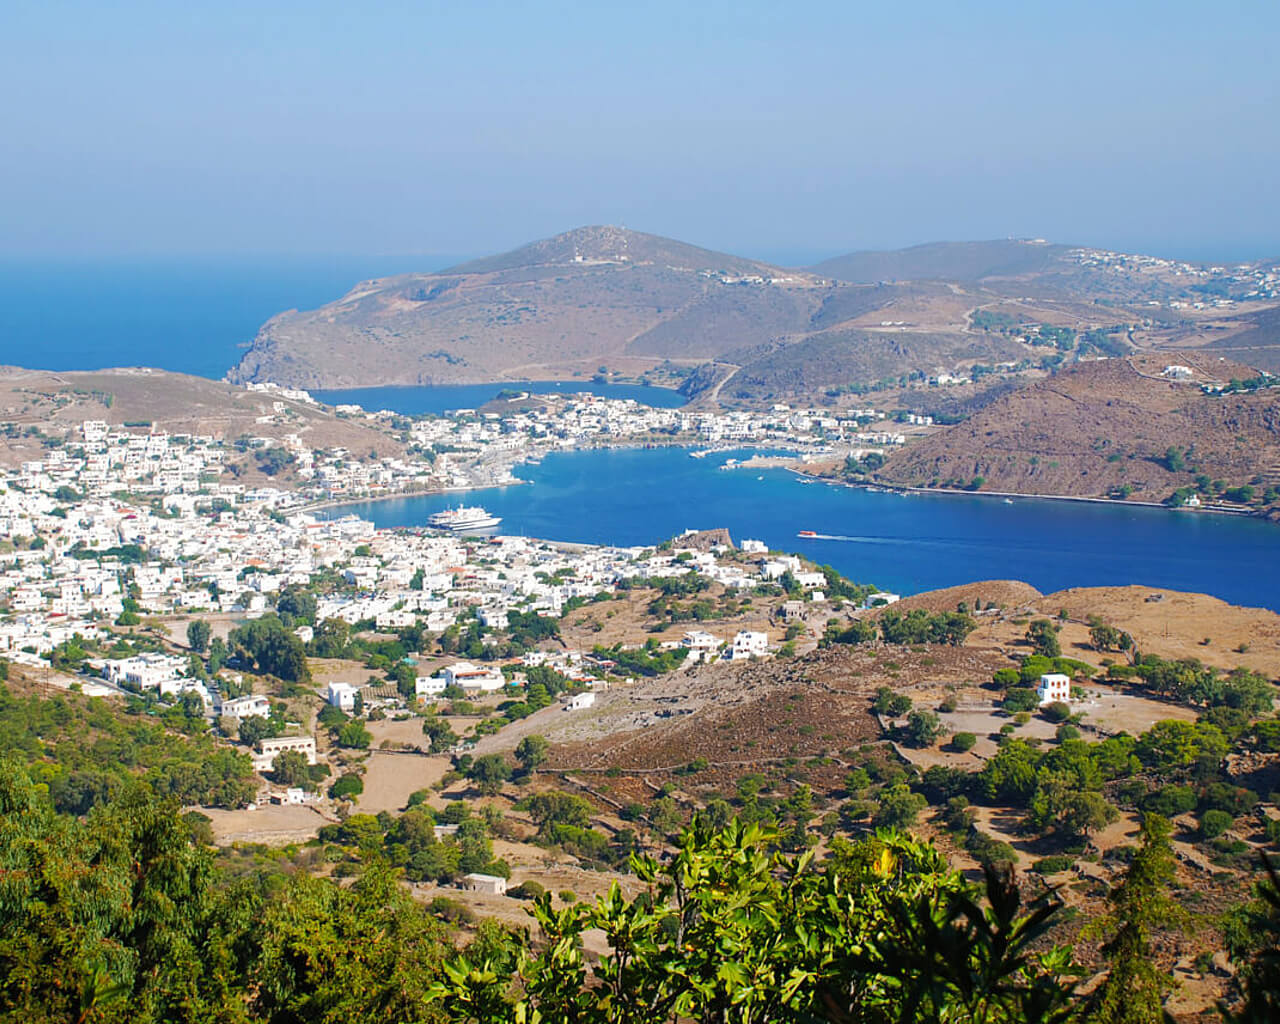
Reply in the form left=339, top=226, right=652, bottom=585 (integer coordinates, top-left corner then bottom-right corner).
left=544, top=644, right=1007, bottom=774
left=0, top=367, right=403, bottom=470
left=228, top=226, right=842, bottom=389
left=877, top=354, right=1280, bottom=504
left=886, top=580, right=1044, bottom=616
left=1041, top=585, right=1280, bottom=678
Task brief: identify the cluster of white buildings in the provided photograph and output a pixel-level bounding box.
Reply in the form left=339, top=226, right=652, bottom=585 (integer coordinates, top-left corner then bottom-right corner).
left=1072, top=248, right=1280, bottom=306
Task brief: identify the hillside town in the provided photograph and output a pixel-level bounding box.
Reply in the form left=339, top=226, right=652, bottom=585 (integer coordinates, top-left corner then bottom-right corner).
left=0, top=402, right=880, bottom=786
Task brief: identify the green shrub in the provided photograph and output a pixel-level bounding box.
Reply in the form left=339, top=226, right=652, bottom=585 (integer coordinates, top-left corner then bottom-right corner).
left=1200, top=809, right=1233, bottom=839
left=507, top=880, right=546, bottom=901
left=951, top=732, right=977, bottom=752
left=1032, top=855, right=1074, bottom=875
left=329, top=774, right=364, bottom=800
left=1003, top=688, right=1039, bottom=713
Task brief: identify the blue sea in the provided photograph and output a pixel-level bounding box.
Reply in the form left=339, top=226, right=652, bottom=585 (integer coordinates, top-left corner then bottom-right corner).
left=327, top=446, right=1280, bottom=612
left=1, top=260, right=1277, bottom=611
left=0, top=256, right=432, bottom=378
left=316, top=381, right=686, bottom=416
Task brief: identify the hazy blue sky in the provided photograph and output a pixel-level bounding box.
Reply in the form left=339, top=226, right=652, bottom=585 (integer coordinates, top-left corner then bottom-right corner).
left=3, top=0, right=1278, bottom=264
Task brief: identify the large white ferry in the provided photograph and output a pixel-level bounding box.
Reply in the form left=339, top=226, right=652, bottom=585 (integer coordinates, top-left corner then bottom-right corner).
left=427, top=506, right=502, bottom=532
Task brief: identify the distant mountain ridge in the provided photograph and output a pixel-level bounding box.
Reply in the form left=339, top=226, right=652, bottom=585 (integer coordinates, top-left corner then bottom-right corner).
left=227, top=226, right=1280, bottom=395
left=441, top=225, right=781, bottom=278
left=810, top=239, right=1074, bottom=284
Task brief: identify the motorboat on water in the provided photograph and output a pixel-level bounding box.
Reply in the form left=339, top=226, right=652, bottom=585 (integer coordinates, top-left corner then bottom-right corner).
left=427, top=506, right=502, bottom=532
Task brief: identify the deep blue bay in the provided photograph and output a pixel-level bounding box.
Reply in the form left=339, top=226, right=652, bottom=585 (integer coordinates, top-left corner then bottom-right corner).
left=1, top=259, right=1277, bottom=612
left=325, top=446, right=1280, bottom=613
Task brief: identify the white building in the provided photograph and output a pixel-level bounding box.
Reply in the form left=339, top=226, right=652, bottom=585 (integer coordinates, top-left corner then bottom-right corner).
left=461, top=872, right=507, bottom=895
left=863, top=592, right=901, bottom=609
left=730, top=630, right=769, bottom=660
left=440, top=661, right=505, bottom=692
left=415, top=675, right=447, bottom=698
left=327, top=682, right=360, bottom=711
left=682, top=630, right=721, bottom=662
left=1036, top=673, right=1071, bottom=705
left=564, top=691, right=596, bottom=711
left=219, top=694, right=271, bottom=720
left=253, top=736, right=317, bottom=772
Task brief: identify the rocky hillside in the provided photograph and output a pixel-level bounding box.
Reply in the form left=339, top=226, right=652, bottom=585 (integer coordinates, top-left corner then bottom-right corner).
left=0, top=367, right=404, bottom=469
left=228, top=227, right=1280, bottom=399
left=876, top=354, right=1280, bottom=504
left=228, top=227, right=839, bottom=389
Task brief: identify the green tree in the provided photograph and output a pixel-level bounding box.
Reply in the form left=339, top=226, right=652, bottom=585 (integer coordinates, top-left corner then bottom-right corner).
left=520, top=791, right=593, bottom=834
left=427, top=821, right=1080, bottom=1023
left=1200, top=808, right=1233, bottom=839
left=186, top=619, right=211, bottom=654
left=329, top=774, right=364, bottom=801
left=1089, top=622, right=1122, bottom=651
left=1091, top=814, right=1179, bottom=1023
left=515, top=734, right=550, bottom=775
left=275, top=585, right=318, bottom=625
left=237, top=714, right=275, bottom=746
left=872, top=784, right=927, bottom=829
left=229, top=615, right=311, bottom=685
left=952, top=731, right=977, bottom=752
left=0, top=764, right=254, bottom=1024
left=255, top=864, right=451, bottom=1022
left=392, top=662, right=417, bottom=699
left=271, top=750, right=311, bottom=788
left=904, top=709, right=944, bottom=748
left=466, top=754, right=511, bottom=797
left=335, top=720, right=372, bottom=750
left=1003, top=687, right=1039, bottom=713
left=421, top=715, right=458, bottom=754
left=1025, top=619, right=1061, bottom=658
left=873, top=686, right=913, bottom=717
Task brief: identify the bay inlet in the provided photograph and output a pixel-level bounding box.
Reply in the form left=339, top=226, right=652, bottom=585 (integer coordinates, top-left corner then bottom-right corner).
left=321, top=446, right=1280, bottom=613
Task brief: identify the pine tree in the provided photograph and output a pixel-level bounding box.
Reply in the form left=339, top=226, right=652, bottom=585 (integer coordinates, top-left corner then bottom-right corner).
left=1091, top=813, right=1179, bottom=1023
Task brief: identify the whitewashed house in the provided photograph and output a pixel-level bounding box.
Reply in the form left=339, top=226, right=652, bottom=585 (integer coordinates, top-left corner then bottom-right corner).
left=730, top=630, right=769, bottom=660
left=440, top=661, right=505, bottom=692
left=1036, top=673, right=1071, bottom=705
left=219, top=694, right=271, bottom=721
left=415, top=675, right=447, bottom=698
left=461, top=873, right=507, bottom=895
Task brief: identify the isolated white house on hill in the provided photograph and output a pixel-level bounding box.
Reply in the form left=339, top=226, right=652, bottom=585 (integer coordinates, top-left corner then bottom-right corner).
left=461, top=872, right=507, bottom=895
left=1036, top=673, right=1071, bottom=705
left=564, top=691, right=596, bottom=711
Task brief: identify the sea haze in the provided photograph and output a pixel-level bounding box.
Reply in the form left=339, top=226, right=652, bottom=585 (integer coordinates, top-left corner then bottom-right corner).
left=324, top=447, right=1280, bottom=613
left=0, top=257, right=442, bottom=378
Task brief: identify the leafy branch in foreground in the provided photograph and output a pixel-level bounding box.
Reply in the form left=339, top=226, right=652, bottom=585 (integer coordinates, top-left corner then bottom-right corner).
left=428, top=819, right=1081, bottom=1023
